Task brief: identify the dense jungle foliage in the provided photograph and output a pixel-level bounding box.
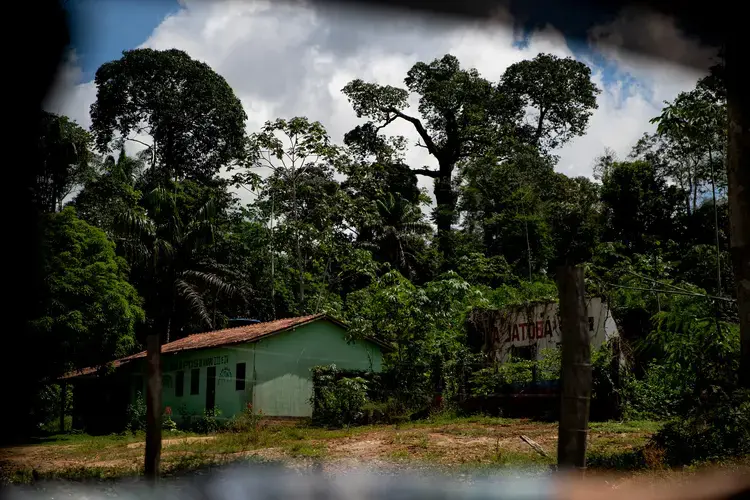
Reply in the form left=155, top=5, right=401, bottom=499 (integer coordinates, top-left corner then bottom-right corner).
left=19, top=48, right=746, bottom=463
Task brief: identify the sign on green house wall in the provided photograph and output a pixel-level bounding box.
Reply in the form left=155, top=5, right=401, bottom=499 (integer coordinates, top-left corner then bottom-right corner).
left=164, top=354, right=229, bottom=372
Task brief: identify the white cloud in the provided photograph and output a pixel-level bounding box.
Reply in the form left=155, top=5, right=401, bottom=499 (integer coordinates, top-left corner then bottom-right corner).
left=46, top=0, right=716, bottom=205
left=44, top=49, right=97, bottom=130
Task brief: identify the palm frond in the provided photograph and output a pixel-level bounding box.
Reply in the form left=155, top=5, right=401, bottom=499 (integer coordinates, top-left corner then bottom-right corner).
left=174, top=279, right=213, bottom=328
left=194, top=199, right=218, bottom=224
left=147, top=186, right=177, bottom=216
left=181, top=269, right=237, bottom=298
left=401, top=222, right=433, bottom=234
left=153, top=238, right=176, bottom=266
left=114, top=207, right=155, bottom=240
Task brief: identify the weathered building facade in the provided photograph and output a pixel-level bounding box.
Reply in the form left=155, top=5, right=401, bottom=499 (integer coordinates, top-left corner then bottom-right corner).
left=65, top=315, right=384, bottom=431
left=467, top=297, right=619, bottom=362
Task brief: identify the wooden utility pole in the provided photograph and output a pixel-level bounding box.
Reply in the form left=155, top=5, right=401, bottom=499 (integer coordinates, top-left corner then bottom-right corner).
left=59, top=380, right=66, bottom=433
left=556, top=266, right=592, bottom=473
left=725, top=28, right=750, bottom=389
left=144, top=333, right=162, bottom=480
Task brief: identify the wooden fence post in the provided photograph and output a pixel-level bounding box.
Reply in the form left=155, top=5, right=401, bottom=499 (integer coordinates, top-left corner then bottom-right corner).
left=726, top=27, right=750, bottom=389
left=59, top=380, right=66, bottom=433
left=556, top=265, right=592, bottom=473
left=144, top=333, right=162, bottom=480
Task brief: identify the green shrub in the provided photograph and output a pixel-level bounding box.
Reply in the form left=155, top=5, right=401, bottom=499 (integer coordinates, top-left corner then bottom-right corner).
left=125, top=392, right=146, bottom=433
left=311, top=365, right=370, bottom=427
left=652, top=389, right=750, bottom=465
left=32, top=383, right=73, bottom=432
left=360, top=397, right=410, bottom=424
left=361, top=401, right=387, bottom=424
left=194, top=407, right=222, bottom=434
left=469, top=357, right=535, bottom=396
left=470, top=347, right=606, bottom=396
left=622, top=361, right=682, bottom=419
left=227, top=403, right=265, bottom=440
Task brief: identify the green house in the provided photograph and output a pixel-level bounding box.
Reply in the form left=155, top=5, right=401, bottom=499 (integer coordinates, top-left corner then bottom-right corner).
left=65, top=314, right=384, bottom=431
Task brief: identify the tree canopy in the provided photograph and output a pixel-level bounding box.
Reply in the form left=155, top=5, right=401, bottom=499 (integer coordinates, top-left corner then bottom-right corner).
left=22, top=47, right=748, bottom=468
left=90, top=48, right=247, bottom=183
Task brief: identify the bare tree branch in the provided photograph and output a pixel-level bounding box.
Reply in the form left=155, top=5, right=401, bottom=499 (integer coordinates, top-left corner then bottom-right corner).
left=385, top=107, right=439, bottom=156
left=375, top=115, right=397, bottom=132
left=126, top=137, right=153, bottom=149
left=412, top=168, right=440, bottom=178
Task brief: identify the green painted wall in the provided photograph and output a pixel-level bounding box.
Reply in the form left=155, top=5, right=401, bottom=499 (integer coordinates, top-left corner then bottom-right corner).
left=129, top=319, right=382, bottom=420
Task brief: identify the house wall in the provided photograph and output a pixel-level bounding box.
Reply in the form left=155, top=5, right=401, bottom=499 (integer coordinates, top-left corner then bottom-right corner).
left=469, top=297, right=619, bottom=363
left=129, top=320, right=382, bottom=420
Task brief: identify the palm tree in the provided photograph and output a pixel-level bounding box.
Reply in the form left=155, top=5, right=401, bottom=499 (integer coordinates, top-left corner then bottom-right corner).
left=361, top=193, right=433, bottom=279
left=116, top=183, right=235, bottom=478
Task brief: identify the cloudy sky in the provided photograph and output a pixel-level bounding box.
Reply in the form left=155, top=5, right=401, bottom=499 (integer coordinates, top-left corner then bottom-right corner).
left=45, top=0, right=717, bottom=204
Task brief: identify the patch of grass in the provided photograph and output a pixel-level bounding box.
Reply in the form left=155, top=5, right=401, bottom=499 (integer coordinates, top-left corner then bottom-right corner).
left=589, top=420, right=663, bottom=434
left=4, top=464, right=140, bottom=485
left=404, top=414, right=516, bottom=428
left=414, top=434, right=430, bottom=449
left=587, top=448, right=650, bottom=470
left=385, top=431, right=431, bottom=448
left=389, top=449, right=410, bottom=460
left=285, top=442, right=327, bottom=458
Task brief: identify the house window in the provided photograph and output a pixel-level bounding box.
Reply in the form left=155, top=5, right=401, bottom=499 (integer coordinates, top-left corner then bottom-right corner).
left=510, top=345, right=534, bottom=361
left=190, top=368, right=200, bottom=395
left=236, top=363, right=246, bottom=391
left=175, top=371, right=184, bottom=397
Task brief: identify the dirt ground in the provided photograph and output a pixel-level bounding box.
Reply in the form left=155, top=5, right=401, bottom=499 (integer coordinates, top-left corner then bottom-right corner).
left=1, top=419, right=745, bottom=485
left=0, top=420, right=622, bottom=475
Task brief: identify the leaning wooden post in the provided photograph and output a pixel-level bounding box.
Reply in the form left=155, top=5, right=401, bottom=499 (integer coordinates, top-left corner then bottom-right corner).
left=556, top=265, right=592, bottom=474
left=725, top=27, right=750, bottom=389
left=144, top=333, right=162, bottom=480
left=59, top=380, right=66, bottom=433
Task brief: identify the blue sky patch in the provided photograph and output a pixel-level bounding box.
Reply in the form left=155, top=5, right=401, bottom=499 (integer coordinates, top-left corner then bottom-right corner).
left=65, top=0, right=181, bottom=83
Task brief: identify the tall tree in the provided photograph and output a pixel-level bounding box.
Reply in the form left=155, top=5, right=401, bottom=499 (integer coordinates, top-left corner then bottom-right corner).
left=546, top=174, right=603, bottom=268
left=343, top=53, right=599, bottom=257
left=459, top=149, right=556, bottom=277
left=343, top=54, right=515, bottom=257
left=240, top=117, right=340, bottom=312
left=118, top=181, right=235, bottom=476
left=340, top=125, right=432, bottom=280
left=651, top=85, right=727, bottom=292
left=599, top=160, right=684, bottom=255
left=90, top=48, right=247, bottom=479
left=73, top=149, right=145, bottom=236
left=32, top=207, right=144, bottom=377
left=500, top=53, right=600, bottom=152
left=34, top=112, right=93, bottom=213
left=90, top=48, right=247, bottom=184
left=359, top=193, right=433, bottom=280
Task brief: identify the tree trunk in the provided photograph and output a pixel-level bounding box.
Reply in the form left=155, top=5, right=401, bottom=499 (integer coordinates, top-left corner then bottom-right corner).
left=144, top=332, right=162, bottom=481
left=59, top=380, right=66, bottom=433
left=725, top=33, right=750, bottom=388
left=556, top=265, right=592, bottom=473
left=709, top=146, right=722, bottom=294
left=292, top=178, right=304, bottom=311
left=270, top=192, right=276, bottom=320
left=525, top=218, right=533, bottom=280
left=433, top=170, right=456, bottom=260
left=692, top=177, right=699, bottom=214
